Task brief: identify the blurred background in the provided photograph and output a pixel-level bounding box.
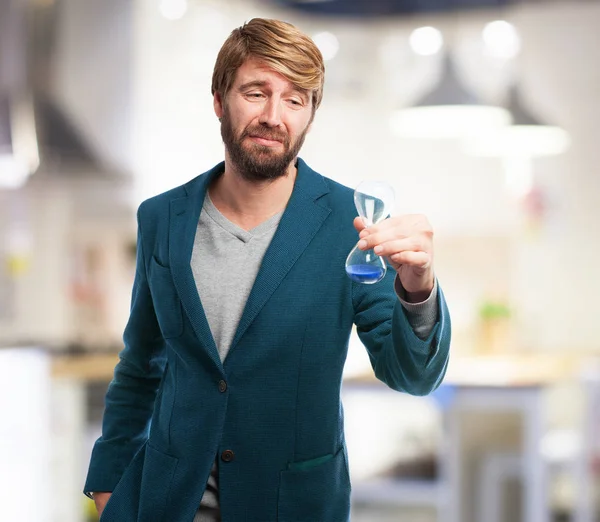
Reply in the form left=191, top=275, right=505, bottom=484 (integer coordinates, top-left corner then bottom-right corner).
left=1, top=0, right=599, bottom=520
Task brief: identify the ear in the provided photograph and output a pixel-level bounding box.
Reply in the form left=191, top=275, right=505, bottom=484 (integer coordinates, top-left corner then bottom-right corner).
left=213, top=92, right=224, bottom=119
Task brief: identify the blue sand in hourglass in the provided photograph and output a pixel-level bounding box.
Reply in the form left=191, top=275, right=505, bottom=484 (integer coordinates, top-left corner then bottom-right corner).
left=345, top=264, right=386, bottom=284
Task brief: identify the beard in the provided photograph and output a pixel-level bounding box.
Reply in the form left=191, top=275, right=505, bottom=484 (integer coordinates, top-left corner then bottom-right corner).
left=220, top=106, right=309, bottom=182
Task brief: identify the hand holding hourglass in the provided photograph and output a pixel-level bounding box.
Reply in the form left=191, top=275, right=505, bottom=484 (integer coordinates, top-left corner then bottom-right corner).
left=345, top=181, right=395, bottom=284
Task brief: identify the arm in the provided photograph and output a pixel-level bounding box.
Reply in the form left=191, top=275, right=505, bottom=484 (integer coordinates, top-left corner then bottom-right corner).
left=396, top=276, right=439, bottom=340
left=84, top=205, right=166, bottom=496
left=352, top=215, right=451, bottom=395
left=352, top=269, right=450, bottom=396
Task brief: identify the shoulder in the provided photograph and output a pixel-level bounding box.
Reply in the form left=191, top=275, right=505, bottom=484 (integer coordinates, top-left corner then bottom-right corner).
left=296, top=159, right=358, bottom=228
left=137, top=162, right=223, bottom=223
left=137, top=185, right=184, bottom=219
left=296, top=157, right=355, bottom=205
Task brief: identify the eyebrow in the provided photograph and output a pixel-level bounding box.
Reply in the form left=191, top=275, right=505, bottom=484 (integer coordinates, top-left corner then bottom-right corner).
left=238, top=80, right=309, bottom=101
left=238, top=80, right=269, bottom=91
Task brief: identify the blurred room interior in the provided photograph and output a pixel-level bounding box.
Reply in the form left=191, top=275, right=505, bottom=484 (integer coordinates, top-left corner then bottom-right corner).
left=1, top=0, right=599, bottom=520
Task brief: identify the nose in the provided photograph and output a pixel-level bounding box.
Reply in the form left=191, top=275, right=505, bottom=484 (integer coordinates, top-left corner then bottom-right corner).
left=258, top=97, right=283, bottom=127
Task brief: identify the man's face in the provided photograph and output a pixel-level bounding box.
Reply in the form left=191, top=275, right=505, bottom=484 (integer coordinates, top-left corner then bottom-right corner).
left=214, top=58, right=314, bottom=182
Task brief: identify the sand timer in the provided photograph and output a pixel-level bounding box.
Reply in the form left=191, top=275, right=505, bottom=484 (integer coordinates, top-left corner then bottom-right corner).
left=345, top=180, right=395, bottom=284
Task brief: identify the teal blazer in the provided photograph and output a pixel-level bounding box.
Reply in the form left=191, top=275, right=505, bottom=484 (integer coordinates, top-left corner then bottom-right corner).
left=84, top=158, right=451, bottom=522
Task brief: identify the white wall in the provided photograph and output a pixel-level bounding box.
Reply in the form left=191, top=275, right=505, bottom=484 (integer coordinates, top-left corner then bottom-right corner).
left=128, top=0, right=600, bottom=352
left=0, top=182, right=71, bottom=346
left=507, top=3, right=600, bottom=351
left=2, top=0, right=598, bottom=353
left=0, top=173, right=135, bottom=348
left=0, top=348, right=51, bottom=522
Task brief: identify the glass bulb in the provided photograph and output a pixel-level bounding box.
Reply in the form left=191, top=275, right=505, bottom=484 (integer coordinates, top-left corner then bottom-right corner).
left=345, top=181, right=395, bottom=284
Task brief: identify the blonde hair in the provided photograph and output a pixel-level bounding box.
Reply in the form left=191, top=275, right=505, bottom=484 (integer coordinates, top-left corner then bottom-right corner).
left=211, top=18, right=325, bottom=113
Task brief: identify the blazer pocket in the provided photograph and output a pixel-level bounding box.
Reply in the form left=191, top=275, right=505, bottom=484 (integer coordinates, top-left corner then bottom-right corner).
left=137, top=444, right=179, bottom=522
left=286, top=453, right=334, bottom=472
left=99, top=443, right=148, bottom=522
left=149, top=256, right=184, bottom=339
left=278, top=447, right=351, bottom=522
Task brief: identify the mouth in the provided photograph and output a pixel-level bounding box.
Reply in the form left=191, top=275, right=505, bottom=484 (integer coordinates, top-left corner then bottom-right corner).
left=247, top=135, right=284, bottom=147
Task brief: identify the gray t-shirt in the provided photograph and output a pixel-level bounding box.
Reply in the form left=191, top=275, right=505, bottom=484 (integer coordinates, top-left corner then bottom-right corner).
left=191, top=194, right=283, bottom=521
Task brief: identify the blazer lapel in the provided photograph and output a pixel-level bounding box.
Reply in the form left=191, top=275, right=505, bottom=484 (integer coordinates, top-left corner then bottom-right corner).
left=169, top=163, right=224, bottom=370
left=228, top=158, right=331, bottom=356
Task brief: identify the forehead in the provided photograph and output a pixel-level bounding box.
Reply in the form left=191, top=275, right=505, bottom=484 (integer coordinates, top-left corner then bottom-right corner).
left=233, top=58, right=297, bottom=91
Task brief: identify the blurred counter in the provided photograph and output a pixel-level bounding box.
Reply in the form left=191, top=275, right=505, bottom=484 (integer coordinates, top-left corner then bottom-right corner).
left=51, top=352, right=583, bottom=385
left=346, top=353, right=582, bottom=388
left=51, top=352, right=119, bottom=381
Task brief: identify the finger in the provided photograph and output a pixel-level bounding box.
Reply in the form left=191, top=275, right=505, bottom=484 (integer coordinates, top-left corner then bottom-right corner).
left=370, top=237, right=421, bottom=255
left=353, top=216, right=368, bottom=233
left=359, top=218, right=407, bottom=241
left=389, top=250, right=432, bottom=268
left=358, top=230, right=403, bottom=251
left=363, top=215, right=433, bottom=242
left=358, top=221, right=384, bottom=239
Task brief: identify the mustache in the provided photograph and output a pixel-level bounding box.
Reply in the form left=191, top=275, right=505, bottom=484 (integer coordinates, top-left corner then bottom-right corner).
left=242, top=126, right=288, bottom=143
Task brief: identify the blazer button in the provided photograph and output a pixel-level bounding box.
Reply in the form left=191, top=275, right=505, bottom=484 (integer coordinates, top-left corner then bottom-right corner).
left=221, top=449, right=234, bottom=463
left=218, top=380, right=227, bottom=393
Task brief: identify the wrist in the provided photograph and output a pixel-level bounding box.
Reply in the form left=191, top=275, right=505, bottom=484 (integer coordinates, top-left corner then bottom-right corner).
left=402, top=275, right=435, bottom=303
left=404, top=288, right=432, bottom=303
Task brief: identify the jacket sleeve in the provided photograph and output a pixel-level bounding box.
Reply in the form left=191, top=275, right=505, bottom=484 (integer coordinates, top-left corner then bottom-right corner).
left=352, top=267, right=451, bottom=396
left=83, top=205, right=166, bottom=495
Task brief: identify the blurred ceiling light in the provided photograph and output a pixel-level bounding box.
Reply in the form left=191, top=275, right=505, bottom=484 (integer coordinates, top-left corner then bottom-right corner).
left=464, top=85, right=570, bottom=157
left=312, top=31, right=339, bottom=61
left=409, top=26, right=443, bottom=56
left=482, top=20, right=521, bottom=59
left=0, top=94, right=39, bottom=190
left=390, top=54, right=511, bottom=139
left=159, top=0, right=188, bottom=21
left=465, top=85, right=570, bottom=198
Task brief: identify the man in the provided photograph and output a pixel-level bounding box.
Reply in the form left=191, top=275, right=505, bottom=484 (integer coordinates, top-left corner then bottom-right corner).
left=85, top=17, right=451, bottom=522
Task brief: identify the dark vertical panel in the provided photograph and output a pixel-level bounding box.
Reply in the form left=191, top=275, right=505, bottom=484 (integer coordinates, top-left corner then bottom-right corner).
left=0, top=0, right=28, bottom=91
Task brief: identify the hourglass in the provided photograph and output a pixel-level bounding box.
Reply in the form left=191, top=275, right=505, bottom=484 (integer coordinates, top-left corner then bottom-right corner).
left=345, top=180, right=395, bottom=284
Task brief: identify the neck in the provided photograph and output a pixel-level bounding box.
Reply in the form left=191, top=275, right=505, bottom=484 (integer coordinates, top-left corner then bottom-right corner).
left=208, top=155, right=298, bottom=231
